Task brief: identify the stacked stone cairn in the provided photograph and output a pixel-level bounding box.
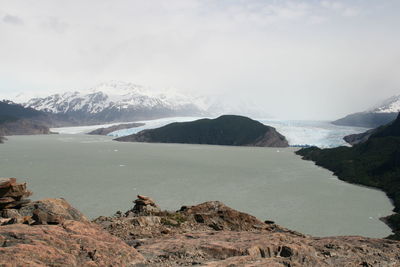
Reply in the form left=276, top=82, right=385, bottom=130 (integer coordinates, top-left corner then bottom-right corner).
left=127, top=195, right=161, bottom=216
left=0, top=178, right=32, bottom=224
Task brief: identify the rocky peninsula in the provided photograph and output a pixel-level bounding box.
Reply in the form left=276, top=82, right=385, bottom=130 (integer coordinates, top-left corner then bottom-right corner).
left=1, top=178, right=399, bottom=266
left=115, top=115, right=289, bottom=147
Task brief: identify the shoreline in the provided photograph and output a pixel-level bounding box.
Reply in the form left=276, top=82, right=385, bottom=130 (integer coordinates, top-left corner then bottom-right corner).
left=296, top=149, right=399, bottom=240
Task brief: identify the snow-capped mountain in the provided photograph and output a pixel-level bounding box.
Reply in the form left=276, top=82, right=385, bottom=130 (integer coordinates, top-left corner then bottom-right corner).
left=14, top=81, right=273, bottom=126
left=370, top=95, right=400, bottom=113
left=332, top=94, right=400, bottom=128
left=19, top=81, right=209, bottom=126
left=24, top=81, right=206, bottom=114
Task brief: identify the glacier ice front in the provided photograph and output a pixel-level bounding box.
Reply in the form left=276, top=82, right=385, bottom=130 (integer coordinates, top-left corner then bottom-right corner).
left=259, top=119, right=369, bottom=148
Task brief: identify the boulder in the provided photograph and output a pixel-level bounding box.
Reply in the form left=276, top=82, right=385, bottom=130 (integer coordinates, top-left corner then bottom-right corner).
left=182, top=201, right=272, bottom=232
left=19, top=198, right=89, bottom=224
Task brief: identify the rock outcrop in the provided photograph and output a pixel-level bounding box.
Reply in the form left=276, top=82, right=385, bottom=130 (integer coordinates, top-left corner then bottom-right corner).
left=0, top=179, right=144, bottom=266
left=0, top=178, right=88, bottom=226
left=0, top=220, right=144, bottom=266
left=19, top=198, right=89, bottom=224
left=137, top=231, right=400, bottom=266
left=95, top=196, right=400, bottom=266
left=1, top=180, right=400, bottom=266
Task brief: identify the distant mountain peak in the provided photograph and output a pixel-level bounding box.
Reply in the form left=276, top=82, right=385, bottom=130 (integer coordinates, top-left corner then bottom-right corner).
left=86, top=81, right=149, bottom=96
left=333, top=94, right=400, bottom=128
left=370, top=95, right=400, bottom=113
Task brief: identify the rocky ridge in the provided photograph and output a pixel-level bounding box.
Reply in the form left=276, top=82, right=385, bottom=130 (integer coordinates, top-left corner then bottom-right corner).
left=94, top=195, right=400, bottom=266
left=1, top=179, right=400, bottom=266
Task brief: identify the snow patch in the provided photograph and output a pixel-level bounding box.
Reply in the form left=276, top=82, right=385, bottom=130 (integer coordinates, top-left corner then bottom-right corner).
left=370, top=95, right=400, bottom=113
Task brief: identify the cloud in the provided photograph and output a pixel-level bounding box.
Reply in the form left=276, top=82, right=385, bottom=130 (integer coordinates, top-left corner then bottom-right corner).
left=320, top=0, right=360, bottom=17
left=2, top=14, right=23, bottom=25
left=0, top=0, right=399, bottom=120
left=41, top=17, right=68, bottom=33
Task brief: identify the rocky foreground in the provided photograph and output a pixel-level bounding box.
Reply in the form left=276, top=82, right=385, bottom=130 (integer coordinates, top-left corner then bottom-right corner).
left=1, top=178, right=400, bottom=266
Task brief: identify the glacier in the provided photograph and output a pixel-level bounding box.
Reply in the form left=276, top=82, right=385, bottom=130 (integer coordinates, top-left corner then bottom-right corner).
left=51, top=117, right=204, bottom=135
left=258, top=119, right=369, bottom=148
left=52, top=116, right=369, bottom=148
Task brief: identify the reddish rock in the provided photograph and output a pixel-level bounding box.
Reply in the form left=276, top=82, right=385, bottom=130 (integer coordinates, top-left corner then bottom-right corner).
left=137, top=195, right=151, bottom=201
left=0, top=184, right=399, bottom=267
left=0, top=178, right=16, bottom=189
left=0, top=178, right=32, bottom=210
left=183, top=201, right=274, bottom=232
left=0, top=220, right=144, bottom=266
left=137, top=231, right=400, bottom=266
left=19, top=198, right=89, bottom=224
left=95, top=200, right=400, bottom=266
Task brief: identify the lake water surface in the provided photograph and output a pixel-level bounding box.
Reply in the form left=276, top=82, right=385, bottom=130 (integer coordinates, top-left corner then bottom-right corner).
left=0, top=134, right=393, bottom=237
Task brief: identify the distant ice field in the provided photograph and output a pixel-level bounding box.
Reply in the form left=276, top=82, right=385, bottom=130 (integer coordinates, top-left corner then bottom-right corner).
left=259, top=119, right=368, bottom=148
left=51, top=117, right=369, bottom=148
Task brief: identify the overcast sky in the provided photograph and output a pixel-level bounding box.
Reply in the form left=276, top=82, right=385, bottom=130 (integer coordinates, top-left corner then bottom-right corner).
left=0, top=0, right=399, bottom=119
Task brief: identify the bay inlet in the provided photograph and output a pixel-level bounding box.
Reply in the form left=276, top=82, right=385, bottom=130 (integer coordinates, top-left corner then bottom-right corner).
left=0, top=134, right=393, bottom=237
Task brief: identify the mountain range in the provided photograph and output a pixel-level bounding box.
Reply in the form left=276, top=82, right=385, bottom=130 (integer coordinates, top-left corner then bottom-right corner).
left=332, top=95, right=400, bottom=128
left=6, top=81, right=273, bottom=127
left=15, top=81, right=208, bottom=126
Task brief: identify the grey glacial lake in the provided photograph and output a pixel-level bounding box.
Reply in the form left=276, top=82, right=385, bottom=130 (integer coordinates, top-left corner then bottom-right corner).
left=0, top=134, right=394, bottom=237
